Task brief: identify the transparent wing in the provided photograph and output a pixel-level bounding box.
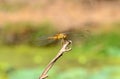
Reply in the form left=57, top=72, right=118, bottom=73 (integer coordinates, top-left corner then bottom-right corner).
left=31, top=34, right=58, bottom=46
left=63, top=28, right=91, bottom=44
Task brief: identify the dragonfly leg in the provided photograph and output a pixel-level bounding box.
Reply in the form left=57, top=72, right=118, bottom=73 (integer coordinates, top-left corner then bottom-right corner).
left=61, top=39, right=65, bottom=46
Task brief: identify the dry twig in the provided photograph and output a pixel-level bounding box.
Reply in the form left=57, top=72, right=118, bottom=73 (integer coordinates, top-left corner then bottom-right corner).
left=39, top=40, right=72, bottom=79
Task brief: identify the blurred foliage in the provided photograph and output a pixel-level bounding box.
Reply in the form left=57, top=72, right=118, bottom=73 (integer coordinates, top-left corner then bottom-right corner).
left=0, top=21, right=56, bottom=45
left=0, top=0, right=120, bottom=79
left=0, top=22, right=120, bottom=79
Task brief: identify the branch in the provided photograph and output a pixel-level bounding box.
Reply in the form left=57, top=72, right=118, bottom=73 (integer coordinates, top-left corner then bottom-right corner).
left=39, top=40, right=72, bottom=79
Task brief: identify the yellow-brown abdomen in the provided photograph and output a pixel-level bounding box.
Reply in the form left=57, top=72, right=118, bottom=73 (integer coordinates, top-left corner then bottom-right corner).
left=48, top=33, right=67, bottom=40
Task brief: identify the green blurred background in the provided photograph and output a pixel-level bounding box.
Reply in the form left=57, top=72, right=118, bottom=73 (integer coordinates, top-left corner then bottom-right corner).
left=0, top=0, right=120, bottom=79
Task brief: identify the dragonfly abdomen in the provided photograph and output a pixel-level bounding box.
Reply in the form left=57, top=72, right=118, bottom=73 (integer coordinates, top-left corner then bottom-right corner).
left=48, top=33, right=67, bottom=40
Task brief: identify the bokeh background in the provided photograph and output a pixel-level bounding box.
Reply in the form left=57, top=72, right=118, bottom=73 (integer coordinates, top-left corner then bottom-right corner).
left=0, top=0, right=120, bottom=79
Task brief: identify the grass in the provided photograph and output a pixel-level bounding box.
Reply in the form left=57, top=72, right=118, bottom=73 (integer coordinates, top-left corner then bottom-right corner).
left=0, top=28, right=120, bottom=67
left=0, top=24, right=120, bottom=79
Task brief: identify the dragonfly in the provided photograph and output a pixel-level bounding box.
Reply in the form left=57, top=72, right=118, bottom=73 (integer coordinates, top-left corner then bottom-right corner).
left=33, top=29, right=90, bottom=46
